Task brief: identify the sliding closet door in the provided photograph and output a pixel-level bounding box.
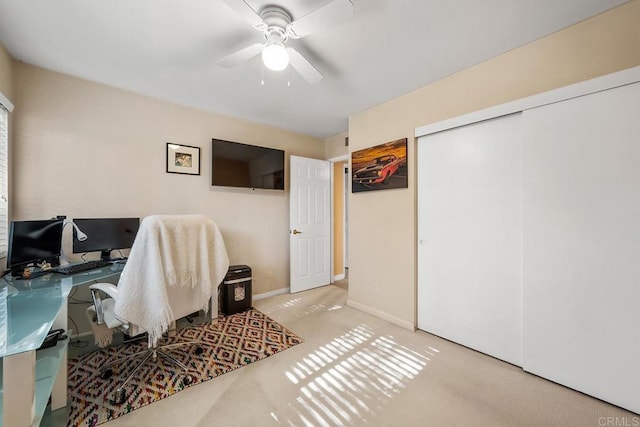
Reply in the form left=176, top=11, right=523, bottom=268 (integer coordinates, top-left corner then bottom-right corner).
left=417, top=113, right=523, bottom=366
left=523, top=82, right=640, bottom=413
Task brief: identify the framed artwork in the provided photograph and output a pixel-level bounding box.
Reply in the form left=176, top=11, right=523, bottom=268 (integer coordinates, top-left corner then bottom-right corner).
left=166, top=143, right=200, bottom=175
left=352, top=138, right=408, bottom=193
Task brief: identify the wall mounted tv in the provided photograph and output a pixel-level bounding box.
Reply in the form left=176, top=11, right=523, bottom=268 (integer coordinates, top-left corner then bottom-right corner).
left=211, top=138, right=285, bottom=190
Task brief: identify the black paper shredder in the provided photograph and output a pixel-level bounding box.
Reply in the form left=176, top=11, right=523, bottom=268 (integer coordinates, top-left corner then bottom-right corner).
left=220, top=265, right=252, bottom=315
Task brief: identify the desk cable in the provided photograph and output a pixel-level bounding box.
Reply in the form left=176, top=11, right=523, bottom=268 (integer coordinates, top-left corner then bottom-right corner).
left=68, top=285, right=92, bottom=304
left=68, top=280, right=107, bottom=349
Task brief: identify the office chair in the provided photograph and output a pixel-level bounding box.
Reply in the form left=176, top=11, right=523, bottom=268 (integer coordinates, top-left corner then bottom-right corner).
left=88, top=214, right=230, bottom=404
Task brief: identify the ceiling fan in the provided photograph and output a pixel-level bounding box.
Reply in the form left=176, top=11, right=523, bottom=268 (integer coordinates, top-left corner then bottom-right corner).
left=218, top=0, right=354, bottom=84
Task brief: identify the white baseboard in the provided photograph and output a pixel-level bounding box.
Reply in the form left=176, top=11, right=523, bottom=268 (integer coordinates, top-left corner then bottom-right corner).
left=332, top=273, right=345, bottom=281
left=253, top=287, right=290, bottom=301
left=346, top=299, right=415, bottom=331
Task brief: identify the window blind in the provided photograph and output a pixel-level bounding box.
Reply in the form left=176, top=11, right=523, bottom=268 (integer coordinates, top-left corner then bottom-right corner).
left=0, top=104, right=8, bottom=258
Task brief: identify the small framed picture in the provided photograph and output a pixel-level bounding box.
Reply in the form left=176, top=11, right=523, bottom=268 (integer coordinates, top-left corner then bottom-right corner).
left=166, top=143, right=200, bottom=175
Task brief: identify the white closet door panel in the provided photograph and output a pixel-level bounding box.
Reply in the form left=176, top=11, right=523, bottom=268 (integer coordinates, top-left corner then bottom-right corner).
left=418, top=113, right=523, bottom=366
left=523, top=82, right=640, bottom=413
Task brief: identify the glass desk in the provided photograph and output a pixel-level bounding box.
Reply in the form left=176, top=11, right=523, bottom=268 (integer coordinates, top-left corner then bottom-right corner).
left=0, top=263, right=125, bottom=426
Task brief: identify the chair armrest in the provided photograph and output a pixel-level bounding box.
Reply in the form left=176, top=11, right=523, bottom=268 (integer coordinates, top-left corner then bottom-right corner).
left=89, top=283, right=119, bottom=299
left=89, top=283, right=118, bottom=325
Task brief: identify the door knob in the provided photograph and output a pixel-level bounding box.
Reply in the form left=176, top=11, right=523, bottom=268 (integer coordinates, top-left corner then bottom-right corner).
left=292, top=229, right=302, bottom=235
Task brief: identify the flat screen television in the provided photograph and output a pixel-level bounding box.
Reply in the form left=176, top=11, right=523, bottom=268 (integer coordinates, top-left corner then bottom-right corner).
left=211, top=138, right=285, bottom=190
left=7, top=218, right=64, bottom=275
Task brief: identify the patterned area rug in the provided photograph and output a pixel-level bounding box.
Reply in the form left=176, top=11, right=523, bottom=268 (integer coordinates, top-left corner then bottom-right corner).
left=67, top=309, right=303, bottom=426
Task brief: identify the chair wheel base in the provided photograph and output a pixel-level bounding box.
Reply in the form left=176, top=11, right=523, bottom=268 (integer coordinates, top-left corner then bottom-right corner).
left=100, top=368, right=113, bottom=380
left=112, top=388, right=127, bottom=405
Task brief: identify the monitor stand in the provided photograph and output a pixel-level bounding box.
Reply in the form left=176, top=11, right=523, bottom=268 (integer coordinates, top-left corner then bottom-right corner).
left=100, top=250, right=112, bottom=262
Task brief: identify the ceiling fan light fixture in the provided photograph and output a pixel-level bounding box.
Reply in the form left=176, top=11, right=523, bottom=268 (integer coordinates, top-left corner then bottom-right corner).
left=262, top=40, right=289, bottom=71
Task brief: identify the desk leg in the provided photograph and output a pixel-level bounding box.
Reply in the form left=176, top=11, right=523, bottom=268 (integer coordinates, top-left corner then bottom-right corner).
left=50, top=344, right=67, bottom=410
left=3, top=351, right=36, bottom=427
left=50, top=294, right=68, bottom=410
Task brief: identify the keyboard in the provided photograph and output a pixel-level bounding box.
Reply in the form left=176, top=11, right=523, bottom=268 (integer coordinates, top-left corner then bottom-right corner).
left=56, top=260, right=111, bottom=275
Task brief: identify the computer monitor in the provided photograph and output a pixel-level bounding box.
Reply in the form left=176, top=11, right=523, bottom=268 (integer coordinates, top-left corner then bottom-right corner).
left=7, top=218, right=65, bottom=275
left=72, top=217, right=140, bottom=261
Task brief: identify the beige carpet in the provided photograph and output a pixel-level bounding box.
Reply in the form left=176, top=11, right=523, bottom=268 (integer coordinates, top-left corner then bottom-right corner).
left=53, top=284, right=636, bottom=426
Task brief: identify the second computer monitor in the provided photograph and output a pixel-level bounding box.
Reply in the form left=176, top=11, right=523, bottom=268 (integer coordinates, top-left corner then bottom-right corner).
left=72, top=217, right=140, bottom=260
left=7, top=218, right=64, bottom=275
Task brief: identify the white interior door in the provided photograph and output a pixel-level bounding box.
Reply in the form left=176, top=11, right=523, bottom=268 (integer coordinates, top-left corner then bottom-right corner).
left=290, top=155, right=331, bottom=293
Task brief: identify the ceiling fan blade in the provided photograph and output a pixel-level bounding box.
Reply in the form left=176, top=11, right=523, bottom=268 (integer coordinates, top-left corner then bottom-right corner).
left=286, top=0, right=354, bottom=39
left=217, top=43, right=264, bottom=68
left=287, top=48, right=323, bottom=84
left=221, top=0, right=267, bottom=31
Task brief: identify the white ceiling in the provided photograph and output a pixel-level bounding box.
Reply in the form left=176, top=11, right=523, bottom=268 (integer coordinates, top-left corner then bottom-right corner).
left=0, top=0, right=627, bottom=138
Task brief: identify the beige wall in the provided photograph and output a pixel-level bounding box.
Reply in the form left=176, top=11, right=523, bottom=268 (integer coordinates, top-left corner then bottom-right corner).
left=347, top=0, right=640, bottom=329
left=324, top=131, right=349, bottom=159
left=12, top=63, right=324, bottom=298
left=0, top=43, right=13, bottom=101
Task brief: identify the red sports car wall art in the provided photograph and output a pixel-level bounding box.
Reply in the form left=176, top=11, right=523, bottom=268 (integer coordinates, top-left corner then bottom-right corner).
left=353, top=154, right=401, bottom=185
left=351, top=138, right=408, bottom=193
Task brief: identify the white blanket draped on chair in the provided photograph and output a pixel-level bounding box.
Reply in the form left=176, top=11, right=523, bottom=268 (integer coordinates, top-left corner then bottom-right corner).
left=114, top=214, right=230, bottom=345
